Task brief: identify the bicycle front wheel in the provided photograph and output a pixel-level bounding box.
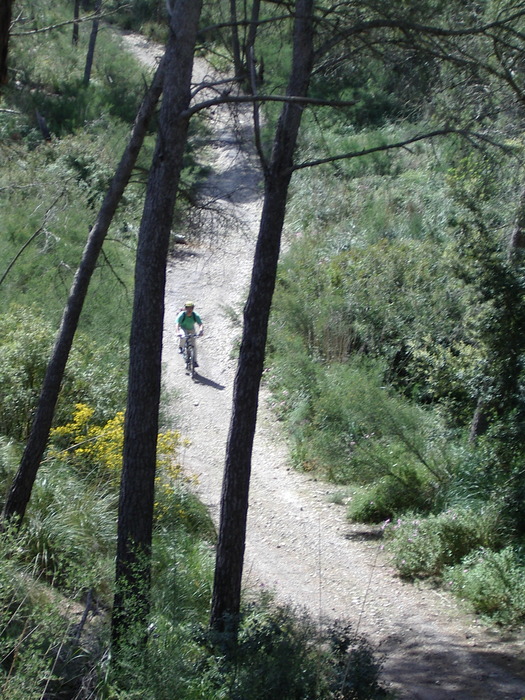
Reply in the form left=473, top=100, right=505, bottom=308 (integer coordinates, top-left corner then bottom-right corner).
left=186, top=345, right=195, bottom=378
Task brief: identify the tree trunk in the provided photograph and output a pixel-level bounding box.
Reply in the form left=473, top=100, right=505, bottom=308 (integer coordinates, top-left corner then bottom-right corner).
left=83, top=0, right=101, bottom=85
left=210, top=0, right=314, bottom=633
left=111, top=0, right=203, bottom=648
left=72, top=0, right=80, bottom=46
left=247, top=0, right=261, bottom=84
left=230, top=0, right=243, bottom=80
left=508, top=186, right=525, bottom=260
left=0, top=0, right=13, bottom=85
left=2, top=58, right=166, bottom=525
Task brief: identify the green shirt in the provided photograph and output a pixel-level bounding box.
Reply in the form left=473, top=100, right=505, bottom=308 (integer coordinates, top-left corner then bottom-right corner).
left=177, top=311, right=202, bottom=331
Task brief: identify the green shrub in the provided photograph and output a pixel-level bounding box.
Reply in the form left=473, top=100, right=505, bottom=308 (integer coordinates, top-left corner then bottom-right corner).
left=152, top=530, right=214, bottom=627
left=106, top=600, right=386, bottom=699
left=0, top=307, right=54, bottom=441
left=384, top=506, right=502, bottom=579
left=9, top=6, right=146, bottom=136
left=270, top=355, right=451, bottom=492
left=24, top=460, right=118, bottom=595
left=347, top=463, right=436, bottom=523
left=446, top=546, right=525, bottom=625
left=0, top=524, right=84, bottom=700
left=0, top=307, right=127, bottom=442
left=0, top=437, right=20, bottom=501
left=196, top=605, right=386, bottom=700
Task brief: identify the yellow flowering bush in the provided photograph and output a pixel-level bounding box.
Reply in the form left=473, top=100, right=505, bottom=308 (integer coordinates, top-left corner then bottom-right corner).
left=50, top=403, right=194, bottom=522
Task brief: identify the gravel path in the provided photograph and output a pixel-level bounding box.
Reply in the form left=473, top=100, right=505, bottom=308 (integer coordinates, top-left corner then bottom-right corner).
left=121, top=31, right=525, bottom=699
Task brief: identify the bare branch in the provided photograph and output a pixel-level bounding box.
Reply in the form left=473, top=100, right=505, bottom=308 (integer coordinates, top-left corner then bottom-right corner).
left=11, top=6, right=130, bottom=36
left=290, top=127, right=515, bottom=174
left=183, top=92, right=357, bottom=118
left=101, top=248, right=128, bottom=291
left=199, top=14, right=292, bottom=36
left=190, top=75, right=239, bottom=100
left=315, top=9, right=525, bottom=60
left=0, top=192, right=64, bottom=288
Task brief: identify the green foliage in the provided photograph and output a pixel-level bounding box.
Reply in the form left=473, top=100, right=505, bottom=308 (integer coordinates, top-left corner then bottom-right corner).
left=271, top=209, right=469, bottom=409
left=22, top=460, right=118, bottom=594
left=0, top=523, right=88, bottom=700
left=207, top=606, right=385, bottom=700
left=213, top=605, right=325, bottom=700
left=108, top=598, right=386, bottom=700
left=347, top=464, right=436, bottom=523
left=446, top=546, right=525, bottom=625
left=267, top=77, right=525, bottom=637
left=0, top=133, right=138, bottom=340
left=0, top=480, right=218, bottom=699
left=384, top=506, right=503, bottom=579
left=0, top=307, right=127, bottom=442
left=267, top=352, right=452, bottom=507
left=9, top=1, right=146, bottom=136
left=0, top=307, right=55, bottom=441
left=113, top=0, right=168, bottom=33
left=152, top=528, right=215, bottom=624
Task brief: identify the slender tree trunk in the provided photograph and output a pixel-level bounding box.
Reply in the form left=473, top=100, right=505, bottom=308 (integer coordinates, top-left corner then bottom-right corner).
left=0, top=0, right=13, bottom=85
left=508, top=186, right=525, bottom=260
left=2, top=59, right=166, bottom=525
left=111, top=0, right=202, bottom=648
left=247, top=0, right=260, bottom=55
left=210, top=0, right=314, bottom=633
left=72, top=0, right=80, bottom=46
left=247, top=0, right=261, bottom=83
left=83, top=0, right=101, bottom=85
left=230, top=0, right=243, bottom=80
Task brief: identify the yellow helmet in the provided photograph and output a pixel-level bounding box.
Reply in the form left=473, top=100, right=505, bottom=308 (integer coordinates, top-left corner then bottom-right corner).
left=185, top=301, right=195, bottom=308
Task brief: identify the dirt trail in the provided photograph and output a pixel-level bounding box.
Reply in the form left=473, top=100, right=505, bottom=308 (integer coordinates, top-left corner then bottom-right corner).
left=121, top=32, right=525, bottom=699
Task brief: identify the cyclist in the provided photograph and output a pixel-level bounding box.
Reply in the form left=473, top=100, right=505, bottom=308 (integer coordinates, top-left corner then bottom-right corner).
left=176, top=301, right=204, bottom=366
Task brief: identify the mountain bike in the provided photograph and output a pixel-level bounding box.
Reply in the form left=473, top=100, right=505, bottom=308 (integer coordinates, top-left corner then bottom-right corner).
left=181, top=333, right=199, bottom=378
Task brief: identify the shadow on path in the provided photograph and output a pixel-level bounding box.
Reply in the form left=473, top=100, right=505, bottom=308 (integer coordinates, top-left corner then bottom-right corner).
left=380, top=625, right=525, bottom=699
left=193, top=372, right=225, bottom=390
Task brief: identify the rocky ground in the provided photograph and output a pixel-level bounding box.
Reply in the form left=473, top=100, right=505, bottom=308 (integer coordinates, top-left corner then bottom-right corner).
left=121, top=31, right=525, bottom=699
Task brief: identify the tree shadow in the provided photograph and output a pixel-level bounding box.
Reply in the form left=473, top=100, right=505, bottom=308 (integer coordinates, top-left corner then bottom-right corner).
left=380, top=625, right=525, bottom=699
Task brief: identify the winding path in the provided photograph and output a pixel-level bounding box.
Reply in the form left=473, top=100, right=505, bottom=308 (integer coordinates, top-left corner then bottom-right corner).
left=121, top=31, right=525, bottom=699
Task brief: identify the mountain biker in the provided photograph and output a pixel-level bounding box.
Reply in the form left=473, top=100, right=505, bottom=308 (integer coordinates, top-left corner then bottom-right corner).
left=176, top=301, right=204, bottom=367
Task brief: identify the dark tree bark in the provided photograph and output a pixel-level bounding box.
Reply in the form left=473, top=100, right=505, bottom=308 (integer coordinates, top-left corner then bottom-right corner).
left=508, top=186, right=525, bottom=260
left=72, top=0, right=80, bottom=45
left=246, top=0, right=261, bottom=60
left=111, top=0, right=203, bottom=647
left=0, top=0, right=13, bottom=85
left=35, top=109, right=52, bottom=141
left=230, top=0, right=243, bottom=80
left=247, top=0, right=263, bottom=86
left=2, top=58, right=166, bottom=525
left=210, top=0, right=314, bottom=633
left=83, top=0, right=101, bottom=85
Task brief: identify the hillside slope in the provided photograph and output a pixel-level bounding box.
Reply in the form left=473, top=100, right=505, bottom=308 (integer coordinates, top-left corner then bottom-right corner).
left=122, top=31, right=525, bottom=700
